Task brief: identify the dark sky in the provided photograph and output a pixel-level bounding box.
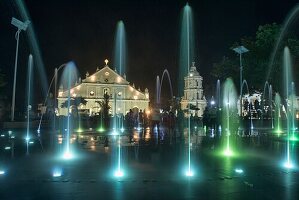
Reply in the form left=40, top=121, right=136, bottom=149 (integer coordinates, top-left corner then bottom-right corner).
left=0, top=0, right=298, bottom=105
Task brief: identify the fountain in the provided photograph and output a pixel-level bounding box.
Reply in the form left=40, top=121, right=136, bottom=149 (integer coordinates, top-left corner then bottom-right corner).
left=59, top=62, right=78, bottom=160
left=274, top=93, right=283, bottom=135
left=283, top=47, right=296, bottom=169
left=262, top=81, right=274, bottom=129
left=179, top=3, right=195, bottom=177
left=113, top=21, right=127, bottom=177
left=26, top=54, right=33, bottom=155
left=113, top=92, right=123, bottom=177
left=241, top=80, right=252, bottom=134
left=114, top=20, right=127, bottom=77
left=222, top=78, right=238, bottom=157
left=157, top=69, right=173, bottom=105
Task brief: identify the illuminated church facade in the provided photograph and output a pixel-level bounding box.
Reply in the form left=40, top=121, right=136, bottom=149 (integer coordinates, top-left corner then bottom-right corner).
left=57, top=60, right=149, bottom=116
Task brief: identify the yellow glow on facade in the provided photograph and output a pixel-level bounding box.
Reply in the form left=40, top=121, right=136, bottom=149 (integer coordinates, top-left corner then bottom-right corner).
left=134, top=95, right=138, bottom=100
left=117, top=76, right=121, bottom=83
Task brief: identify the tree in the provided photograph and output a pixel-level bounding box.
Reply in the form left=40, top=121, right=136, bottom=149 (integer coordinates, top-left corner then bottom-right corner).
left=95, top=93, right=111, bottom=129
left=61, top=96, right=87, bottom=117
left=212, top=23, right=299, bottom=92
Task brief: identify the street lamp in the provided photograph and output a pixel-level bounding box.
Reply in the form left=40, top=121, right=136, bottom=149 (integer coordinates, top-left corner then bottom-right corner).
left=233, top=46, right=249, bottom=117
left=10, top=17, right=30, bottom=121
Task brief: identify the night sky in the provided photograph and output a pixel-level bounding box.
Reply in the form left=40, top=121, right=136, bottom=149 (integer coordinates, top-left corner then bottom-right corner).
left=0, top=0, right=298, bottom=106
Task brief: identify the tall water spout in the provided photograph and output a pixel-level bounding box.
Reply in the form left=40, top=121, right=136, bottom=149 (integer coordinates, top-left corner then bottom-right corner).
left=283, top=46, right=296, bottom=168
left=114, top=21, right=127, bottom=76
left=222, top=78, right=238, bottom=156
left=26, top=54, right=33, bottom=155
left=180, top=3, right=195, bottom=176
left=60, top=62, right=78, bottom=159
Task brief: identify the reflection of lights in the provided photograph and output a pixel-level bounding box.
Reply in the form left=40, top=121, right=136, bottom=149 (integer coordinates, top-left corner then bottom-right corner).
left=4, top=146, right=11, bottom=150
left=283, top=161, right=294, bottom=169
left=37, top=129, right=40, bottom=134
left=25, top=136, right=30, bottom=142
left=112, top=131, right=119, bottom=135
left=53, top=168, right=62, bottom=177
left=235, top=168, right=244, bottom=174
left=98, top=127, right=105, bottom=132
left=211, top=100, right=215, bottom=105
left=0, top=170, right=5, bottom=175
left=76, top=128, right=83, bottom=133
left=0, top=134, right=5, bottom=137
left=29, top=141, right=34, bottom=144
left=120, top=128, right=125, bottom=133
left=114, top=170, right=124, bottom=177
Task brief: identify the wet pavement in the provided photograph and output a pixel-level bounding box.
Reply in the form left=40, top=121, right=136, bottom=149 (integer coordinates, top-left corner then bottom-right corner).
left=0, top=128, right=299, bottom=200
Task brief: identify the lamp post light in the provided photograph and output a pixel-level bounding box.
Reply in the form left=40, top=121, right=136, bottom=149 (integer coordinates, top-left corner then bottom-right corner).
left=10, top=17, right=30, bottom=121
left=233, top=46, right=249, bottom=118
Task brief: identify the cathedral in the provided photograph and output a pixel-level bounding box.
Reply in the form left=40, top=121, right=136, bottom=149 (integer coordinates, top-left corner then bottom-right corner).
left=180, top=62, right=207, bottom=117
left=57, top=60, right=149, bottom=116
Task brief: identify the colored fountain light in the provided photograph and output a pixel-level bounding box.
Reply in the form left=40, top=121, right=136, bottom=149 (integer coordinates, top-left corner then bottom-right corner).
left=223, top=148, right=233, bottom=157
left=120, top=128, right=125, bottom=133
left=97, top=127, right=105, bottom=132
left=25, top=136, right=30, bottom=141
left=185, top=170, right=194, bottom=177
left=235, top=168, right=244, bottom=174
left=63, top=151, right=73, bottom=160
left=52, top=168, right=62, bottom=177
left=114, top=170, right=124, bottom=177
left=76, top=128, right=83, bottom=133
left=283, top=161, right=294, bottom=169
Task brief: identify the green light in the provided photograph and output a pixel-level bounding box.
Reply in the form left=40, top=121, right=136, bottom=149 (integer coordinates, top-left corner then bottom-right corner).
left=76, top=128, right=83, bottom=133
left=97, top=127, right=105, bottom=132
left=223, top=148, right=233, bottom=157
left=289, top=135, right=298, bottom=141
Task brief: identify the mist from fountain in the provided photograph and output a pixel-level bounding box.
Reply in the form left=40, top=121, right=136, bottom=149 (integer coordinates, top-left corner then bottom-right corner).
left=26, top=54, right=33, bottom=155
left=222, top=78, right=238, bottom=157
left=114, top=20, right=127, bottom=77
left=262, top=82, right=274, bottom=129
left=180, top=3, right=195, bottom=176
left=59, top=62, right=78, bottom=159
left=283, top=46, right=296, bottom=168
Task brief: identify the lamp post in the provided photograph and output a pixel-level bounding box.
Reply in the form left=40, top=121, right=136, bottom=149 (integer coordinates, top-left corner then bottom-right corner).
left=233, top=46, right=249, bottom=118
left=10, top=17, right=30, bottom=121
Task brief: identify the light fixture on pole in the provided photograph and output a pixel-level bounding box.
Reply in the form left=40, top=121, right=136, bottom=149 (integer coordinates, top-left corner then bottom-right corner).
left=233, top=46, right=249, bottom=117
left=10, top=17, right=30, bottom=121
